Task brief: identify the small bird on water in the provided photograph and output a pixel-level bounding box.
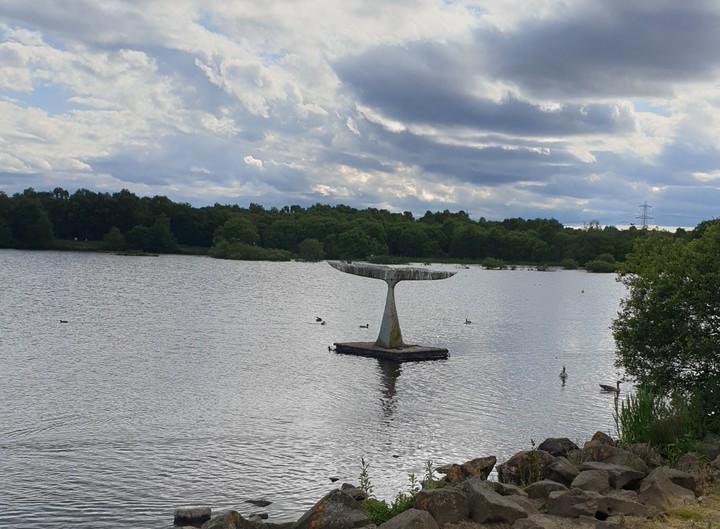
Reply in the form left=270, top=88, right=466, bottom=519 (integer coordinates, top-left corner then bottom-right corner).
left=360, top=323, right=369, bottom=328
left=559, top=366, right=568, bottom=380
left=600, top=381, right=621, bottom=393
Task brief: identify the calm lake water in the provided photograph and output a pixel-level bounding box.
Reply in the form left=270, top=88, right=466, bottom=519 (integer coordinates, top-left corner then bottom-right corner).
left=0, top=250, right=628, bottom=528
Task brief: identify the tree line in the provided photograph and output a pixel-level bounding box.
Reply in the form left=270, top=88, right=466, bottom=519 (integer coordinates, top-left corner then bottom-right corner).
left=0, top=187, right=694, bottom=267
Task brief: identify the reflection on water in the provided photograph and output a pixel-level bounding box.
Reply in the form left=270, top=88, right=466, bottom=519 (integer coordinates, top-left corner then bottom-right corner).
left=377, top=361, right=402, bottom=420
left=0, top=251, right=628, bottom=529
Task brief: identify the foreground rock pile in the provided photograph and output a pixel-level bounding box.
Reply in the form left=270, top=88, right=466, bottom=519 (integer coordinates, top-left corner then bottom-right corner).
left=174, top=431, right=720, bottom=529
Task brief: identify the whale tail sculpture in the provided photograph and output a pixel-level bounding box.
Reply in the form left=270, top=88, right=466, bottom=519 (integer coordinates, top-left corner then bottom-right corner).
left=327, top=261, right=456, bottom=349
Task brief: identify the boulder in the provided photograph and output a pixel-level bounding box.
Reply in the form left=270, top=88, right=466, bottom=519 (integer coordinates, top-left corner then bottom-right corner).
left=437, top=456, right=496, bottom=484
left=571, top=470, right=611, bottom=494
left=543, top=457, right=579, bottom=487
left=413, top=486, right=469, bottom=526
left=588, top=432, right=616, bottom=447
left=697, top=436, right=720, bottom=461
left=673, top=452, right=702, bottom=479
left=295, top=489, right=373, bottom=529
left=460, top=456, right=496, bottom=481
left=377, top=508, right=438, bottom=529
left=201, top=511, right=255, bottom=529
left=580, top=444, right=649, bottom=474
left=458, top=477, right=531, bottom=524
left=512, top=514, right=562, bottom=529
left=497, top=450, right=554, bottom=486
left=486, top=481, right=527, bottom=497
left=546, top=488, right=603, bottom=518
left=637, top=467, right=696, bottom=511
left=538, top=438, right=579, bottom=457
left=175, top=507, right=212, bottom=526
left=597, top=494, right=656, bottom=518
left=523, top=480, right=568, bottom=500
left=341, top=483, right=368, bottom=501
left=580, top=462, right=645, bottom=490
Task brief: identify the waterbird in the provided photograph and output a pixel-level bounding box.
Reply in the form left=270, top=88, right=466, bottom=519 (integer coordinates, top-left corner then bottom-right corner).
left=464, top=318, right=472, bottom=324
left=360, top=323, right=369, bottom=328
left=320, top=320, right=326, bottom=325
left=559, top=366, right=568, bottom=380
left=316, top=316, right=323, bottom=322
left=600, top=381, right=621, bottom=393
left=60, top=320, right=68, bottom=323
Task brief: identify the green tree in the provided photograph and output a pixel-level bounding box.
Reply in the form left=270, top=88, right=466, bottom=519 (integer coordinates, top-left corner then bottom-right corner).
left=8, top=195, right=54, bottom=249
left=298, top=238, right=324, bottom=261
left=214, top=216, right=259, bottom=245
left=612, top=222, right=720, bottom=394
left=102, top=226, right=126, bottom=251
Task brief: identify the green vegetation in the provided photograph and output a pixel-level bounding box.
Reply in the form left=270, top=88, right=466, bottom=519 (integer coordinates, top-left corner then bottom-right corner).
left=358, top=458, right=440, bottom=526
left=613, top=220, right=720, bottom=395
left=0, top=186, right=693, bottom=267
left=613, top=219, right=720, bottom=461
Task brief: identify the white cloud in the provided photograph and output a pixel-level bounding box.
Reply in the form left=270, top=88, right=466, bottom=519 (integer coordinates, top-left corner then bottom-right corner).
left=0, top=1, right=718, bottom=226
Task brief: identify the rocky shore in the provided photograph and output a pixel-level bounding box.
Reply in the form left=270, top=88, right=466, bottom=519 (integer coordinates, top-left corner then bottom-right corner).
left=174, top=431, right=720, bottom=529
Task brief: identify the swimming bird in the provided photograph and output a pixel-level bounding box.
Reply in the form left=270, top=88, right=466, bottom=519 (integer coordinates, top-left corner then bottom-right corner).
left=60, top=320, right=68, bottom=323
left=600, top=381, right=621, bottom=393
left=320, top=320, right=326, bottom=325
left=360, top=323, right=369, bottom=328
left=465, top=318, right=472, bottom=324
left=559, top=366, right=568, bottom=380
left=316, top=316, right=323, bottom=322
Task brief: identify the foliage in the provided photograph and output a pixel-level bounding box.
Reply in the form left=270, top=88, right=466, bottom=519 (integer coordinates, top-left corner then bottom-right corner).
left=613, top=222, right=720, bottom=395
left=584, top=258, right=617, bottom=273
left=209, top=241, right=292, bottom=261
left=0, top=187, right=670, bottom=265
left=102, top=226, right=126, bottom=251
left=358, top=459, right=432, bottom=526
left=481, top=257, right=506, bottom=269
left=617, top=385, right=718, bottom=463
left=560, top=258, right=579, bottom=269
left=297, top=238, right=324, bottom=261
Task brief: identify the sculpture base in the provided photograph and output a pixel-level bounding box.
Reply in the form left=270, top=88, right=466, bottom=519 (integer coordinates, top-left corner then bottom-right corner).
left=333, top=342, right=448, bottom=362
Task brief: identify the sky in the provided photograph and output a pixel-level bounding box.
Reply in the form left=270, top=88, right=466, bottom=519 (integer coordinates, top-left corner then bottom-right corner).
left=1, top=0, right=719, bottom=228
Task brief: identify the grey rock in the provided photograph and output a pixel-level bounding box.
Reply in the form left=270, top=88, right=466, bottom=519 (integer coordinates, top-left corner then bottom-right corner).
left=538, top=438, right=580, bottom=457
left=377, top=508, right=439, bottom=529
left=580, top=444, right=649, bottom=474
left=487, top=481, right=528, bottom=497
left=341, top=483, right=368, bottom=501
left=571, top=470, right=611, bottom=494
left=498, top=450, right=555, bottom=486
left=580, top=462, right=645, bottom=490
left=459, top=477, right=531, bottom=524
left=295, top=489, right=373, bottom=529
left=597, top=494, right=656, bottom=518
left=523, top=480, right=568, bottom=500
left=543, top=457, right=579, bottom=487
left=175, top=507, right=212, bottom=526
left=637, top=467, right=696, bottom=511
left=413, top=486, right=469, bottom=526
left=202, top=511, right=255, bottom=529
left=546, top=488, right=603, bottom=518
left=512, top=514, right=562, bottom=529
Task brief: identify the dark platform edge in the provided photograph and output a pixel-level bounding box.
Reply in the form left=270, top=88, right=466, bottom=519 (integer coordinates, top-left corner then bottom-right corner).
left=333, top=342, right=449, bottom=362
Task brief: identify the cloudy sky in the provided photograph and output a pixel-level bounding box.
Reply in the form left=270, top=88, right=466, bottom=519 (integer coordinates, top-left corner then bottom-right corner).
left=1, top=0, right=719, bottom=227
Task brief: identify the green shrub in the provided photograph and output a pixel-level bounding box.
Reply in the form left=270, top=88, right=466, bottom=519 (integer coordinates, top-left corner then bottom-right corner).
left=481, top=257, right=506, bottom=269
left=560, top=258, right=579, bottom=270
left=584, top=259, right=616, bottom=273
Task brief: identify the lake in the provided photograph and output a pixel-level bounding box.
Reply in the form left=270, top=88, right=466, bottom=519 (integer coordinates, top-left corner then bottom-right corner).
left=0, top=250, right=628, bottom=528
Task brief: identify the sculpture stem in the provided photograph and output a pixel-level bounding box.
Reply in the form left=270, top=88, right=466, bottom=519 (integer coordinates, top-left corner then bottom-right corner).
left=376, top=278, right=403, bottom=349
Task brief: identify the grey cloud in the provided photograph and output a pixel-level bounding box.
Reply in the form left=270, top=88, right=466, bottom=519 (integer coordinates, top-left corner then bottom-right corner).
left=479, top=0, right=720, bottom=98
left=335, top=41, right=636, bottom=135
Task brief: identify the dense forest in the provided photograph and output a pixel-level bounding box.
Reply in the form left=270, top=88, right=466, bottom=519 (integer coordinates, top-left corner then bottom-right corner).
left=0, top=187, right=695, bottom=270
